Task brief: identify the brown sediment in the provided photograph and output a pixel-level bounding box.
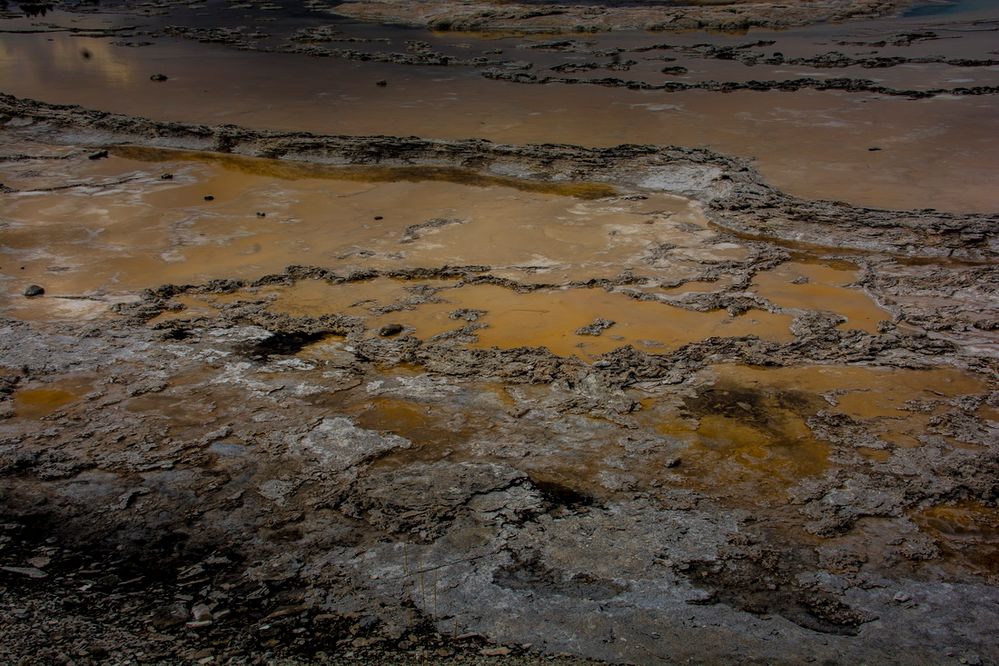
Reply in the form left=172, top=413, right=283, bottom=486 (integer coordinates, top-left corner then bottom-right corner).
left=710, top=363, right=988, bottom=418
left=705, top=364, right=993, bottom=453
left=649, top=380, right=832, bottom=492
left=913, top=503, right=999, bottom=581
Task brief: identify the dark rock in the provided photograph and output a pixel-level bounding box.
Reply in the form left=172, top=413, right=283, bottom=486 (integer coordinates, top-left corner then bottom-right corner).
left=150, top=73, right=168, bottom=82
left=379, top=323, right=404, bottom=337
left=576, top=318, right=616, bottom=336
left=376, top=79, right=388, bottom=87
left=449, top=308, right=485, bottom=322
left=23, top=285, right=44, bottom=298
left=204, top=195, right=215, bottom=201
left=87, top=150, right=109, bottom=160
left=0, top=565, right=48, bottom=579
left=401, top=217, right=465, bottom=243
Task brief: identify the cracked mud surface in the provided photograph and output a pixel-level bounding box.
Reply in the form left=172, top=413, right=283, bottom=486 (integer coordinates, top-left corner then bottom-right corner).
left=1, top=1, right=998, bottom=665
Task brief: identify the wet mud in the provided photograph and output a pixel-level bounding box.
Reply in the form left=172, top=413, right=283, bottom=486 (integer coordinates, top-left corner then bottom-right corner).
left=1, top=1, right=998, bottom=665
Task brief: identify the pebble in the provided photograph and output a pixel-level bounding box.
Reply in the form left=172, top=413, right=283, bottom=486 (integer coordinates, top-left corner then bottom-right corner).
left=23, top=285, right=45, bottom=298
left=1, top=566, right=48, bottom=579
left=378, top=323, right=404, bottom=337
left=191, top=603, right=213, bottom=622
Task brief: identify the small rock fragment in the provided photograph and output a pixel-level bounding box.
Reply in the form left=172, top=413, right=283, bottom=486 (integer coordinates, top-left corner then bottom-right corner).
left=375, top=79, right=388, bottom=87
left=191, top=603, right=213, bottom=622
left=481, top=646, right=512, bottom=656
left=575, top=318, right=615, bottom=336
left=88, top=150, right=109, bottom=160
left=204, top=195, right=215, bottom=201
left=378, top=323, right=404, bottom=337
left=449, top=308, right=485, bottom=322
left=150, top=73, right=168, bottom=81
left=23, top=285, right=44, bottom=298
left=1, top=566, right=48, bottom=579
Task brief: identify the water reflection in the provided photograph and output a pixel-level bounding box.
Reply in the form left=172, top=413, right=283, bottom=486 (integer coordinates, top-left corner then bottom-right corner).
left=7, top=2, right=56, bottom=18
left=0, top=33, right=135, bottom=87
left=903, top=0, right=998, bottom=17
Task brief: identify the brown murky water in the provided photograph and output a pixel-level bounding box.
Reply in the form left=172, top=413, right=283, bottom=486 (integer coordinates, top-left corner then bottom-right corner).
left=2, top=19, right=999, bottom=211
left=0, top=147, right=707, bottom=306
left=2, top=143, right=888, bottom=362
left=751, top=261, right=889, bottom=333
left=161, top=277, right=796, bottom=358
left=112, top=146, right=619, bottom=200
left=369, top=283, right=795, bottom=357
left=0, top=141, right=962, bottom=370
left=11, top=376, right=95, bottom=418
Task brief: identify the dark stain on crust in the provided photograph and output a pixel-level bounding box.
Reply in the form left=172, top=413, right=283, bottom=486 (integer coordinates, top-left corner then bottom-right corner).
left=685, top=549, right=873, bottom=635
left=237, top=331, right=332, bottom=360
